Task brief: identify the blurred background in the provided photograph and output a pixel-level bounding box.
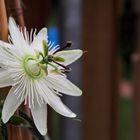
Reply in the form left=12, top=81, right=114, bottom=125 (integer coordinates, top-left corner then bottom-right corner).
left=3, top=0, right=140, bottom=140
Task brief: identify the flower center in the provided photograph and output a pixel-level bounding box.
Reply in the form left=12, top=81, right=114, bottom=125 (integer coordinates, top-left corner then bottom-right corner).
left=26, top=60, right=40, bottom=75
left=22, top=55, right=45, bottom=80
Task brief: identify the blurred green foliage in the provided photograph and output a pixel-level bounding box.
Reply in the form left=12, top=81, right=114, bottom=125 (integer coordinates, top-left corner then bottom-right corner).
left=119, top=97, right=132, bottom=140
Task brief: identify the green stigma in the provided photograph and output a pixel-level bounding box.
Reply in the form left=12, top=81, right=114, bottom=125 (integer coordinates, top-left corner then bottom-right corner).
left=22, top=55, right=46, bottom=80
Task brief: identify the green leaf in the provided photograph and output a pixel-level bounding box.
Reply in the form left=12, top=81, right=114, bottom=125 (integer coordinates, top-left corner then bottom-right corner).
left=8, top=115, right=30, bottom=127
left=0, top=134, right=4, bottom=140
left=0, top=133, right=4, bottom=140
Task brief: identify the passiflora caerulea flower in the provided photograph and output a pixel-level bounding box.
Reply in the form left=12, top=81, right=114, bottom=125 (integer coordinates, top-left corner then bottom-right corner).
left=0, top=17, right=82, bottom=135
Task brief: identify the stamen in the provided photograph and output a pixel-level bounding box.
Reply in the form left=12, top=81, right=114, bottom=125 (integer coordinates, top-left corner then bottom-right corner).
left=52, top=60, right=71, bottom=71
left=53, top=41, right=72, bottom=54
left=47, top=55, right=71, bottom=72
left=60, top=67, right=71, bottom=73
left=47, top=55, right=54, bottom=62
left=48, top=62, right=58, bottom=70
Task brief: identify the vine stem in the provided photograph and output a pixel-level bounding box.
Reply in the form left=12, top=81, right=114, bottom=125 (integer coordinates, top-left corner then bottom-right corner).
left=13, top=0, right=25, bottom=27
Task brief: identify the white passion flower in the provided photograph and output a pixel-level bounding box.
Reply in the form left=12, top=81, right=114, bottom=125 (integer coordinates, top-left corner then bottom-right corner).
left=0, top=17, right=83, bottom=135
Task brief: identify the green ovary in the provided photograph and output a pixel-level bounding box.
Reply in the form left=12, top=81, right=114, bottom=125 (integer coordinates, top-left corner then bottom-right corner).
left=22, top=55, right=45, bottom=80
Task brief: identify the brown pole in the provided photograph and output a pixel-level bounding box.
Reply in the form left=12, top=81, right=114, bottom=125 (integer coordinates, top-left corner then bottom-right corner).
left=82, top=0, right=119, bottom=140
left=0, top=0, right=8, bottom=41
left=0, top=1, right=13, bottom=140
left=0, top=0, right=9, bottom=98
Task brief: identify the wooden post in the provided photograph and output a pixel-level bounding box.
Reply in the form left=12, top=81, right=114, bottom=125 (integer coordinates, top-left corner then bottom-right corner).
left=82, top=0, right=119, bottom=140
left=0, top=0, right=8, bottom=41
left=0, top=1, right=8, bottom=98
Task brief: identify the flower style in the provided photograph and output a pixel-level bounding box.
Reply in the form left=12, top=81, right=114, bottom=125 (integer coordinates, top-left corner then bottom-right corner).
left=0, top=17, right=83, bottom=135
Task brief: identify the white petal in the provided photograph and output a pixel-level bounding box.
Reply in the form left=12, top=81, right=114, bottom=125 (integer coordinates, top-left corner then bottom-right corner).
left=31, top=28, right=47, bottom=52
left=0, top=63, right=4, bottom=67
left=0, top=40, right=13, bottom=48
left=0, top=47, right=17, bottom=64
left=31, top=101, right=47, bottom=135
left=9, top=17, right=27, bottom=47
left=0, top=69, right=13, bottom=87
left=2, top=85, right=25, bottom=123
left=54, top=49, right=83, bottom=66
left=36, top=81, right=76, bottom=118
left=46, top=74, right=82, bottom=96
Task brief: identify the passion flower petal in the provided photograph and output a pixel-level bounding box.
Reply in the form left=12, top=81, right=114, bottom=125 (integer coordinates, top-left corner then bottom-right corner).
left=1, top=17, right=83, bottom=136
